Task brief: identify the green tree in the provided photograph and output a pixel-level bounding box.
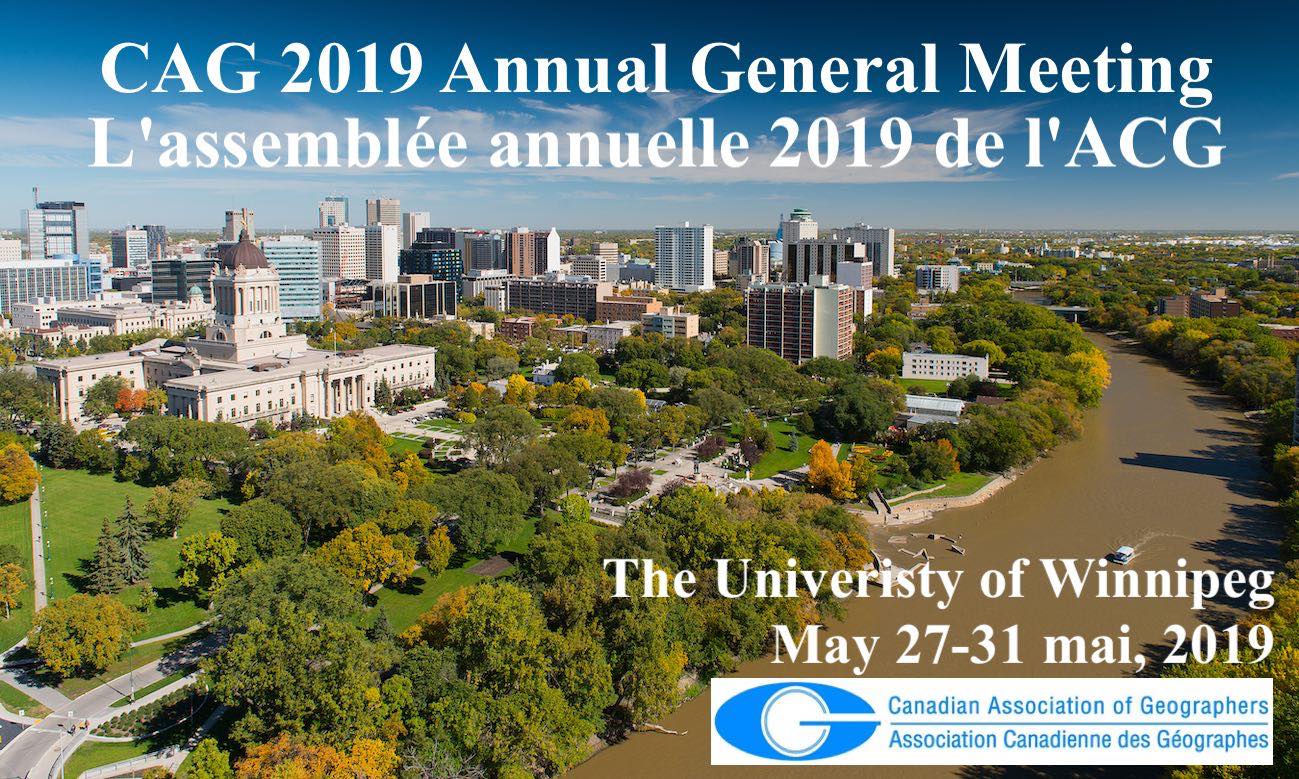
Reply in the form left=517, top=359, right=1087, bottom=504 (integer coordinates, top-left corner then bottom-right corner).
left=178, top=531, right=239, bottom=599
left=142, top=477, right=209, bottom=537
left=38, top=422, right=77, bottom=468
left=185, top=739, right=234, bottom=779
left=89, top=518, right=128, bottom=595
left=430, top=469, right=528, bottom=557
left=615, top=358, right=669, bottom=391
left=211, top=556, right=362, bottom=633
left=555, top=352, right=600, bottom=383
left=423, top=526, right=454, bottom=575
left=114, top=498, right=151, bottom=583
left=462, top=405, right=540, bottom=468
left=27, top=594, right=143, bottom=677
left=373, top=378, right=393, bottom=409
left=816, top=376, right=902, bottom=441
left=219, top=498, right=302, bottom=564
left=207, top=602, right=384, bottom=747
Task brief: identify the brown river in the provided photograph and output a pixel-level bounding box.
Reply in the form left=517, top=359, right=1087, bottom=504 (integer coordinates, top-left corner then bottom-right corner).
left=571, top=333, right=1285, bottom=778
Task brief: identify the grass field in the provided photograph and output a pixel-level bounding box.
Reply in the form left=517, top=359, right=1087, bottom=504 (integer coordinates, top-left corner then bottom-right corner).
left=0, top=496, right=34, bottom=649
left=373, top=517, right=537, bottom=631
left=0, top=678, right=49, bottom=718
left=892, top=471, right=994, bottom=504
left=898, top=378, right=952, bottom=394
left=415, top=418, right=464, bottom=434
left=64, top=721, right=193, bottom=779
left=737, top=420, right=817, bottom=480
left=386, top=436, right=425, bottom=457
left=41, top=469, right=232, bottom=640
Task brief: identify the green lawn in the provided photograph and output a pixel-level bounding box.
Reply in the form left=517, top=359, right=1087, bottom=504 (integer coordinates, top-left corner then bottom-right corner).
left=373, top=518, right=538, bottom=631
left=386, top=437, right=425, bottom=457
left=0, top=496, right=34, bottom=650
left=892, top=471, right=994, bottom=504
left=899, top=378, right=951, bottom=395
left=65, top=721, right=194, bottom=779
left=738, top=420, right=817, bottom=480
left=0, top=678, right=49, bottom=718
left=40, top=469, right=231, bottom=640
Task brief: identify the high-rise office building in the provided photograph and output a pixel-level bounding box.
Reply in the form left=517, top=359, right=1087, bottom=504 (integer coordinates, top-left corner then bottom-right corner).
left=261, top=234, right=323, bottom=320
left=23, top=198, right=89, bottom=260
left=366, top=197, right=400, bottom=227
left=369, top=275, right=457, bottom=320
left=110, top=226, right=149, bottom=269
left=143, top=224, right=168, bottom=260
left=319, top=196, right=349, bottom=227
left=223, top=209, right=254, bottom=241
left=842, top=224, right=895, bottom=279
left=364, top=223, right=400, bottom=283
left=746, top=281, right=854, bottom=364
left=654, top=223, right=714, bottom=292
left=401, top=211, right=431, bottom=250
left=312, top=225, right=367, bottom=279
left=399, top=229, right=464, bottom=296
left=151, top=256, right=217, bottom=302
left=462, top=231, right=505, bottom=271
left=0, top=258, right=93, bottom=315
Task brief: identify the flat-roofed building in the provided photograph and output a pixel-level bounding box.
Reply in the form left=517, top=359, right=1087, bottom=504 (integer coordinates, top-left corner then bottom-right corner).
left=915, top=264, right=961, bottom=294
left=901, top=351, right=989, bottom=381
left=596, top=295, right=661, bottom=322
left=641, top=307, right=699, bottom=339
left=783, top=234, right=866, bottom=285
left=368, top=275, right=457, bottom=320
left=499, top=316, right=538, bottom=342
left=503, top=273, right=611, bottom=321
left=745, top=282, right=854, bottom=364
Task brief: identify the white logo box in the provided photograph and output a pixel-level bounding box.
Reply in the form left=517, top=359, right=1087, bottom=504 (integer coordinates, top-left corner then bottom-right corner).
left=711, top=677, right=1273, bottom=766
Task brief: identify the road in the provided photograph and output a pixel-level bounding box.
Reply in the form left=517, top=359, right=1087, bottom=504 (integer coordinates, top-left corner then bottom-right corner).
left=0, top=633, right=221, bottom=779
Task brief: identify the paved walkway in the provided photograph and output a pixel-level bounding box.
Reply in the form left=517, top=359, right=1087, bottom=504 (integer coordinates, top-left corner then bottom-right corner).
left=29, top=479, right=47, bottom=613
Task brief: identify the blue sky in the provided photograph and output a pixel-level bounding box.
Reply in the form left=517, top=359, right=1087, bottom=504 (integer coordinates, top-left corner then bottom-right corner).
left=1, top=0, right=1296, bottom=231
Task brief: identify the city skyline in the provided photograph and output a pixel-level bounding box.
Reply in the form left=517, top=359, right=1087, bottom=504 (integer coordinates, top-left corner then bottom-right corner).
left=1, top=0, right=1296, bottom=230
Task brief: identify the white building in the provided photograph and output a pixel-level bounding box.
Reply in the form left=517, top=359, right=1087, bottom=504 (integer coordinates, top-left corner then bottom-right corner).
left=902, top=394, right=967, bottom=427
left=35, top=230, right=436, bottom=428
left=54, top=290, right=214, bottom=335
left=313, top=225, right=367, bottom=279
left=901, top=351, right=989, bottom=381
left=401, top=211, right=431, bottom=251
left=654, top=223, right=714, bottom=292
left=915, top=264, right=961, bottom=294
left=570, top=255, right=618, bottom=282
left=0, top=239, right=21, bottom=264
left=586, top=321, right=635, bottom=351
left=364, top=223, right=400, bottom=283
